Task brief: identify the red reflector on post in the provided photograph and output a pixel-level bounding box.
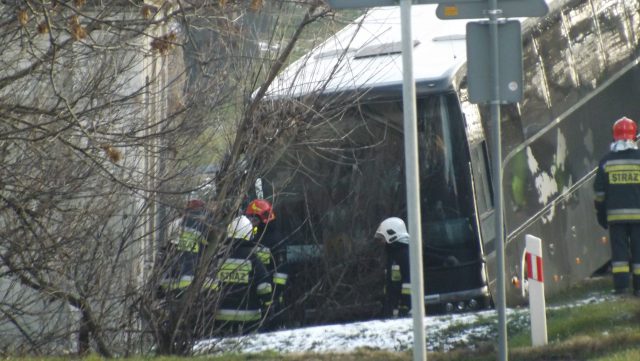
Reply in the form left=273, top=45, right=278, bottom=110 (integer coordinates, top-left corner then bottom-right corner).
left=525, top=252, right=544, bottom=282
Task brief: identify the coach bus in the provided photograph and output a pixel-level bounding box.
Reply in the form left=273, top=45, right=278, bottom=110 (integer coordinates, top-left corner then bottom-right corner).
left=258, top=0, right=640, bottom=323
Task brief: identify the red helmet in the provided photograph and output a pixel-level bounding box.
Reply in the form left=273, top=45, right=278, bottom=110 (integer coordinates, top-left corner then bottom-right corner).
left=186, top=199, right=205, bottom=211
left=612, top=116, right=637, bottom=141
left=246, top=199, right=275, bottom=223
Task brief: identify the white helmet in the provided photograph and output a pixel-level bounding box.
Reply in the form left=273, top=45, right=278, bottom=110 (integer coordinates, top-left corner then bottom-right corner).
left=227, top=215, right=253, bottom=241
left=375, top=217, right=410, bottom=244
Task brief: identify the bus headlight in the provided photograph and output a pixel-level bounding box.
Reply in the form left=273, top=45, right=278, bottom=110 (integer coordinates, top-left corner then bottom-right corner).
left=445, top=303, right=454, bottom=313
left=468, top=298, right=479, bottom=310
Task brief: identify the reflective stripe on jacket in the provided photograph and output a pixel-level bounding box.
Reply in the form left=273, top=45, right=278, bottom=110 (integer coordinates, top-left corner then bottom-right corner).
left=215, top=309, right=262, bottom=322
left=214, top=239, right=273, bottom=322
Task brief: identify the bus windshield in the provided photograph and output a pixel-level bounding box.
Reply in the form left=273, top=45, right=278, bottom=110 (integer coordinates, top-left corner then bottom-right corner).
left=359, top=93, right=477, bottom=250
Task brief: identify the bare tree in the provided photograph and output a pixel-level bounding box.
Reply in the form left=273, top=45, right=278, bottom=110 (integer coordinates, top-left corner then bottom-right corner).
left=0, top=0, right=347, bottom=356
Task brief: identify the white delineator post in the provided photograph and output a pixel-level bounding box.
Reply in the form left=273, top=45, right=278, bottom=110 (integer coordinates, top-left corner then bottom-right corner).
left=525, top=234, right=548, bottom=346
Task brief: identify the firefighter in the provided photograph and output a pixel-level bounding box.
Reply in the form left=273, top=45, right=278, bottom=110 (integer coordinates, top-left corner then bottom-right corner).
left=594, top=116, right=640, bottom=296
left=245, top=199, right=288, bottom=329
left=159, top=199, right=209, bottom=296
left=213, top=215, right=273, bottom=334
left=375, top=217, right=411, bottom=318
left=155, top=199, right=211, bottom=351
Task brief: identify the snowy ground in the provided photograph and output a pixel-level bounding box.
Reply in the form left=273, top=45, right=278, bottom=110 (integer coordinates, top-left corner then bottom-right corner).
left=193, top=293, right=611, bottom=356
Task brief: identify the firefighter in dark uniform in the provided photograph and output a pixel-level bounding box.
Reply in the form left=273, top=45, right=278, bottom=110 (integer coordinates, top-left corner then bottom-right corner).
left=245, top=199, right=288, bottom=329
left=594, top=116, right=640, bottom=296
left=212, top=215, right=273, bottom=334
left=160, top=199, right=209, bottom=296
left=156, top=199, right=211, bottom=352
left=375, top=217, right=412, bottom=318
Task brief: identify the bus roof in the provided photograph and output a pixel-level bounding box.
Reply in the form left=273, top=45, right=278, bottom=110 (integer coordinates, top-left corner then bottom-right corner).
left=266, top=1, right=563, bottom=99
left=266, top=5, right=469, bottom=98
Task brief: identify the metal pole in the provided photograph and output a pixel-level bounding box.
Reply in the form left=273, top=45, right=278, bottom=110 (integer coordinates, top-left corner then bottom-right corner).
left=399, top=1, right=427, bottom=360
left=487, top=1, right=508, bottom=360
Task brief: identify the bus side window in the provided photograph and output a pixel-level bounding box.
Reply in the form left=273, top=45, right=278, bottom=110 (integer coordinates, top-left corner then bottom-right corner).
left=470, top=141, right=493, bottom=215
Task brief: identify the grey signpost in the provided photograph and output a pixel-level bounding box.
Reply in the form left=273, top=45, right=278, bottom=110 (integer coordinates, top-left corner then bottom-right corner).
left=325, top=1, right=547, bottom=361
left=436, top=0, right=548, bottom=19
left=398, top=3, right=428, bottom=360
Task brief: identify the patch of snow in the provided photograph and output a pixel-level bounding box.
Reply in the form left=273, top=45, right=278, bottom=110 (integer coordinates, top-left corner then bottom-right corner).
left=193, top=292, right=613, bottom=356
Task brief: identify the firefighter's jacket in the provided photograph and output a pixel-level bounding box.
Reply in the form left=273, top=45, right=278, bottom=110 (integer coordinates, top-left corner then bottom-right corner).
left=254, top=223, right=288, bottom=292
left=213, top=239, right=273, bottom=323
left=384, top=242, right=411, bottom=317
left=160, top=211, right=209, bottom=292
left=594, top=147, right=640, bottom=226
